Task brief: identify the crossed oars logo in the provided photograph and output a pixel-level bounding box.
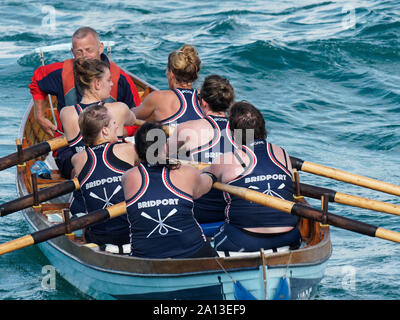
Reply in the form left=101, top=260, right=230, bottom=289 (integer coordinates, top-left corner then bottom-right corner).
left=141, top=208, right=182, bottom=238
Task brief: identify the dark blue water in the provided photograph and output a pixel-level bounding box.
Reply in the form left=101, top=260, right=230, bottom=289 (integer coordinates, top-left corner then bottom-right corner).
left=0, top=0, right=399, bottom=300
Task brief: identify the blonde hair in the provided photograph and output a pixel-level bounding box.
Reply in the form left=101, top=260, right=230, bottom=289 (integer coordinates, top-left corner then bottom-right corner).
left=167, top=44, right=201, bottom=84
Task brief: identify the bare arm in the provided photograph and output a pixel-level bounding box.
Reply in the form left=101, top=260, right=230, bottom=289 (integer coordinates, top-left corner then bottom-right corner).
left=271, top=144, right=293, bottom=175
left=59, top=106, right=79, bottom=142
left=120, top=102, right=136, bottom=127
left=121, top=167, right=142, bottom=200
left=71, top=150, right=87, bottom=179
left=133, top=91, right=158, bottom=120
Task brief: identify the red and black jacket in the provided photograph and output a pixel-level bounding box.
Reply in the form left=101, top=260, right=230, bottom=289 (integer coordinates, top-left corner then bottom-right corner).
left=29, top=53, right=141, bottom=137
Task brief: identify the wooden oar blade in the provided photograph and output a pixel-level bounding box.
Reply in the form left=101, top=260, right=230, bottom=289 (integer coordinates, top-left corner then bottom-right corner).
left=299, top=182, right=400, bottom=216
left=291, top=156, right=400, bottom=197
left=214, top=182, right=400, bottom=244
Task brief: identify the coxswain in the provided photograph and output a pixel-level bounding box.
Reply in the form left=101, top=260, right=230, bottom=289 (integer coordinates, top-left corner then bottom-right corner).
left=28, top=26, right=141, bottom=138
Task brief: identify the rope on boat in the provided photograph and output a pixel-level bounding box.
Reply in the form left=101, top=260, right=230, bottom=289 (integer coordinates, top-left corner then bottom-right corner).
left=214, top=257, right=256, bottom=300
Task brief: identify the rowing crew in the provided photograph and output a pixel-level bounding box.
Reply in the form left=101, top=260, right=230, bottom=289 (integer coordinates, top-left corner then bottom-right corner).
left=71, top=99, right=300, bottom=259
left=29, top=27, right=301, bottom=258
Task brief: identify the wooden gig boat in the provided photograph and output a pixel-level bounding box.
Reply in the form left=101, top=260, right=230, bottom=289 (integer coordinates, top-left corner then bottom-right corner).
left=16, top=66, right=331, bottom=300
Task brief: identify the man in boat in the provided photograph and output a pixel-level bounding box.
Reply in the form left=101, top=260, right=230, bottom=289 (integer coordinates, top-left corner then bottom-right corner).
left=167, top=74, right=235, bottom=225
left=133, top=44, right=204, bottom=126
left=71, top=104, right=138, bottom=247
left=28, top=26, right=141, bottom=138
left=122, top=122, right=218, bottom=259
left=205, top=101, right=302, bottom=253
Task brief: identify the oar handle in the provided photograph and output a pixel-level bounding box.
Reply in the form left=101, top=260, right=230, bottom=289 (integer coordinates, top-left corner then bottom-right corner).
left=290, top=156, right=400, bottom=197
left=0, top=136, right=68, bottom=171
left=213, top=182, right=400, bottom=244
left=0, top=202, right=127, bottom=256
left=0, top=178, right=80, bottom=217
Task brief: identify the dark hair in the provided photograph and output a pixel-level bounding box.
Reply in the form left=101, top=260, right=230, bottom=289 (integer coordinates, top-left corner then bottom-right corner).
left=79, top=104, right=110, bottom=146
left=73, top=57, right=109, bottom=93
left=167, top=44, right=201, bottom=84
left=135, top=122, right=180, bottom=170
left=228, top=101, right=267, bottom=145
left=199, top=74, right=235, bottom=112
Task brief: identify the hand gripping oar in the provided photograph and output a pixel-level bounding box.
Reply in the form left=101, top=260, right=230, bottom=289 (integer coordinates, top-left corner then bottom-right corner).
left=291, top=156, right=400, bottom=197
left=213, top=182, right=400, bottom=244
left=0, top=202, right=126, bottom=256
left=0, top=135, right=67, bottom=171
left=0, top=178, right=80, bottom=217
left=298, top=183, right=400, bottom=217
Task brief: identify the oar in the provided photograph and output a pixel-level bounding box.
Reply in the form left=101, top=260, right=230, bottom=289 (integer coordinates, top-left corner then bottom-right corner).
left=213, top=182, right=400, bottom=244
left=174, top=159, right=400, bottom=217
left=0, top=178, right=80, bottom=218
left=0, top=202, right=126, bottom=256
left=291, top=156, right=400, bottom=197
left=0, top=135, right=67, bottom=171
left=299, top=183, right=400, bottom=217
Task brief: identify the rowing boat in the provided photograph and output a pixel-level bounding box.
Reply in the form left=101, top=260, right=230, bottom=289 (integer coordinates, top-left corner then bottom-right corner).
left=15, top=59, right=331, bottom=300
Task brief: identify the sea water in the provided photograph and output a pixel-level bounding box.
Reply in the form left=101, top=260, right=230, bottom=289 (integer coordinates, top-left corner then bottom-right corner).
left=0, top=0, right=399, bottom=300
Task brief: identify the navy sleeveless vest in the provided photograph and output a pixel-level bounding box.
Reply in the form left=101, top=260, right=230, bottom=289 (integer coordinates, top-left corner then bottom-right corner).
left=160, top=88, right=204, bottom=126
left=192, top=116, right=238, bottom=222
left=224, top=140, right=298, bottom=228
left=125, top=163, right=206, bottom=258
left=77, top=142, right=132, bottom=235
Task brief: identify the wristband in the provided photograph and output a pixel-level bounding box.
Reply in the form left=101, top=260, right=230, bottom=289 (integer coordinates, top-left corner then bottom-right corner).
left=201, top=171, right=217, bottom=184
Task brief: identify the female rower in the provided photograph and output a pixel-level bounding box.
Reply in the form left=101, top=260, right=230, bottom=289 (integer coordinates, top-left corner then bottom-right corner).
left=121, top=122, right=218, bottom=259
left=70, top=104, right=138, bottom=247
left=133, top=44, right=204, bottom=126
left=58, top=57, right=135, bottom=179
left=206, top=101, right=302, bottom=252
left=167, top=74, right=235, bottom=224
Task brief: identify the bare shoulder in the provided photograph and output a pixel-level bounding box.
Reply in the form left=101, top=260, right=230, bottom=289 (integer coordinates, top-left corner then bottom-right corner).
left=113, top=142, right=138, bottom=165
left=121, top=166, right=142, bottom=199
left=270, top=143, right=293, bottom=171
left=178, top=118, right=209, bottom=131
left=270, top=143, right=286, bottom=160
left=60, top=105, right=77, bottom=121
left=105, top=101, right=129, bottom=111
left=121, top=166, right=138, bottom=184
